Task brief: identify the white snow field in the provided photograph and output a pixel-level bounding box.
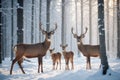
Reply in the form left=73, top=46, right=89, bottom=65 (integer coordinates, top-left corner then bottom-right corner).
left=0, top=57, right=120, bottom=80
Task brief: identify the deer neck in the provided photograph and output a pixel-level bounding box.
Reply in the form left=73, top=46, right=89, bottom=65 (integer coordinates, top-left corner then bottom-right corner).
left=78, top=42, right=88, bottom=56
left=43, top=38, right=51, bottom=49
left=62, top=50, right=66, bottom=57
left=78, top=42, right=84, bottom=52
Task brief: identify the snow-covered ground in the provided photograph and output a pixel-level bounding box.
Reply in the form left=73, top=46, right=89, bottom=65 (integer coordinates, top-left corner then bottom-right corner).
left=0, top=57, right=120, bottom=80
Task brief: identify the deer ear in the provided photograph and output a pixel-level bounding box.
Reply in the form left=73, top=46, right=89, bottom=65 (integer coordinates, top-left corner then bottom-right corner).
left=50, top=31, right=55, bottom=34
left=53, top=48, right=55, bottom=51
left=74, top=34, right=77, bottom=38
left=66, top=44, right=68, bottom=47
left=60, top=44, right=62, bottom=47
left=42, top=31, right=47, bottom=35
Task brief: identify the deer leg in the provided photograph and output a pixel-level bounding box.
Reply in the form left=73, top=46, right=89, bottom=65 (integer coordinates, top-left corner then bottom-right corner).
left=18, top=58, right=25, bottom=74
left=38, top=57, right=40, bottom=73
left=64, top=59, right=66, bottom=70
left=10, top=59, right=17, bottom=75
left=66, top=59, right=69, bottom=70
left=68, top=60, right=70, bottom=70
left=88, top=57, right=91, bottom=69
left=53, top=62, right=55, bottom=70
left=40, top=57, right=43, bottom=73
left=86, top=57, right=91, bottom=69
left=56, top=61, right=58, bottom=70
left=59, top=59, right=61, bottom=70
left=86, top=57, right=89, bottom=69
left=70, top=58, right=74, bottom=70
left=10, top=56, right=22, bottom=75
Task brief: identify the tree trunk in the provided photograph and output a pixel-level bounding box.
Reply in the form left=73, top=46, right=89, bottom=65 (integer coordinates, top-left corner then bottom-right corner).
left=46, top=0, right=51, bottom=32
left=61, top=0, right=66, bottom=45
left=0, top=0, right=2, bottom=63
left=11, top=0, right=14, bottom=61
left=17, top=0, right=23, bottom=44
left=39, top=0, right=42, bottom=42
left=31, top=0, right=34, bottom=43
left=81, top=0, right=83, bottom=34
left=89, top=0, right=92, bottom=44
left=98, top=0, right=109, bottom=75
left=75, top=0, right=80, bottom=57
left=106, top=0, right=110, bottom=52
left=113, top=0, right=117, bottom=58
left=117, top=0, right=120, bottom=58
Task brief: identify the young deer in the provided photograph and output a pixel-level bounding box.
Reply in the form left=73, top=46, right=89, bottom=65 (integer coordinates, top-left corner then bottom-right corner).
left=60, top=44, right=74, bottom=70
left=49, top=48, right=61, bottom=70
left=10, top=23, right=57, bottom=75
left=71, top=27, right=100, bottom=69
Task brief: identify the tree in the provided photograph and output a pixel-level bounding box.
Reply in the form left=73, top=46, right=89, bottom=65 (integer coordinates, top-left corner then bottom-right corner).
left=106, top=0, right=110, bottom=51
left=0, top=0, right=2, bottom=63
left=11, top=0, right=14, bottom=61
left=113, top=0, right=117, bottom=57
left=39, top=0, right=42, bottom=42
left=98, top=0, right=109, bottom=75
left=89, top=0, right=92, bottom=44
left=17, top=0, right=23, bottom=44
left=31, top=0, right=34, bottom=43
left=46, top=0, right=51, bottom=32
left=117, top=0, right=120, bottom=58
left=80, top=0, right=83, bottom=34
left=75, top=0, right=80, bottom=57
left=61, top=0, right=66, bottom=45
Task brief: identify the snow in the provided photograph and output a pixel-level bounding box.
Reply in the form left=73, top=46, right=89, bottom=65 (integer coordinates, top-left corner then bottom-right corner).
left=0, top=57, right=120, bottom=80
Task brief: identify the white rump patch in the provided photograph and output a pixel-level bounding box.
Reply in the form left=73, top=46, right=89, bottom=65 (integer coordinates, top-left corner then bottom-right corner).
left=77, top=42, right=81, bottom=45
left=14, top=46, right=17, bottom=53
left=47, top=39, right=51, bottom=42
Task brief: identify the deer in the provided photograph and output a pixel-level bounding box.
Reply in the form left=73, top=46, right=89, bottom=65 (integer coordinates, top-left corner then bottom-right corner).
left=60, top=44, right=74, bottom=70
left=71, top=27, right=100, bottom=69
left=10, top=23, right=57, bottom=75
left=49, top=48, right=61, bottom=70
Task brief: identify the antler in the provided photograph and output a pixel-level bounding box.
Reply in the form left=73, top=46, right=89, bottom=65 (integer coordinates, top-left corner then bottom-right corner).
left=39, top=22, right=46, bottom=34
left=81, top=27, right=88, bottom=38
left=65, top=44, right=68, bottom=47
left=51, top=23, right=57, bottom=34
left=83, top=27, right=88, bottom=35
left=71, top=27, right=77, bottom=38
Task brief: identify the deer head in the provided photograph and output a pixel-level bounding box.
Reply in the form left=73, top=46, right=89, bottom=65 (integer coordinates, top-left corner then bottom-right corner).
left=60, top=44, right=68, bottom=51
left=49, top=48, right=55, bottom=53
left=71, top=27, right=88, bottom=45
left=40, top=23, right=57, bottom=41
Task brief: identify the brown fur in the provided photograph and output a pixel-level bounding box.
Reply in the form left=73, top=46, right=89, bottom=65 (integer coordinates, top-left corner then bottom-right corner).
left=60, top=44, right=74, bottom=70
left=72, top=27, right=100, bottom=69
left=10, top=23, right=57, bottom=74
left=49, top=49, right=61, bottom=70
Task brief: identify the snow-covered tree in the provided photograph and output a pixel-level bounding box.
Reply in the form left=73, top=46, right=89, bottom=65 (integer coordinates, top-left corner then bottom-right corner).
left=98, top=0, right=109, bottom=75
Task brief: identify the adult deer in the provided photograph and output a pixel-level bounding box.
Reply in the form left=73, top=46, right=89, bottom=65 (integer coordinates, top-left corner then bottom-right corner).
left=10, top=23, right=57, bottom=75
left=71, top=27, right=100, bottom=69
left=49, top=48, right=61, bottom=70
left=60, top=44, right=74, bottom=70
